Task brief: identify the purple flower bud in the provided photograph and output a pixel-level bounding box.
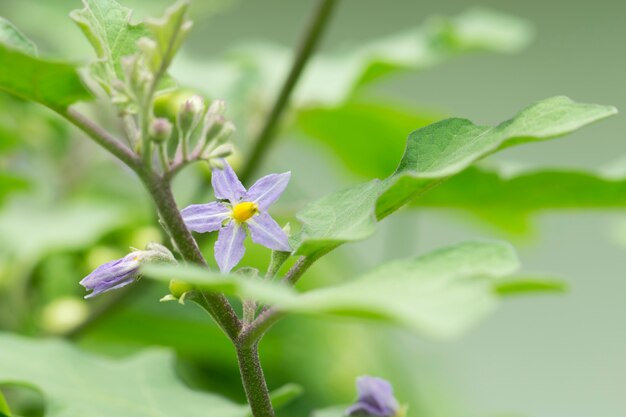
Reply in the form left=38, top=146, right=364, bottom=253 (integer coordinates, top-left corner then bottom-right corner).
left=177, top=95, right=205, bottom=133
left=345, top=376, right=401, bottom=417
left=80, top=243, right=175, bottom=299
left=80, top=252, right=141, bottom=299
left=150, top=118, right=172, bottom=143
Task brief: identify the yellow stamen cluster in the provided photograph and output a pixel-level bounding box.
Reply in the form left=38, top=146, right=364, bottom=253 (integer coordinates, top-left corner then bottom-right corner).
left=232, top=202, right=259, bottom=223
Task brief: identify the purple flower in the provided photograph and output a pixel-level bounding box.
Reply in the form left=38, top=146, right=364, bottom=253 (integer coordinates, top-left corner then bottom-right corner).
left=345, top=376, right=401, bottom=417
left=181, top=159, right=291, bottom=273
left=80, top=252, right=142, bottom=299
left=80, top=243, right=175, bottom=299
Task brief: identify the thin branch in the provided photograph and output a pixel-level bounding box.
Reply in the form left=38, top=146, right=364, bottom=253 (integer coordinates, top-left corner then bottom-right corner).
left=60, top=107, right=142, bottom=170
left=239, top=0, right=339, bottom=184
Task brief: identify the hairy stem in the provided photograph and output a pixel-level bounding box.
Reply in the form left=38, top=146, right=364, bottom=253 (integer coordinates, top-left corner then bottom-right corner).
left=236, top=344, right=275, bottom=417
left=61, top=108, right=141, bottom=170
left=240, top=0, right=339, bottom=183
left=140, top=172, right=242, bottom=340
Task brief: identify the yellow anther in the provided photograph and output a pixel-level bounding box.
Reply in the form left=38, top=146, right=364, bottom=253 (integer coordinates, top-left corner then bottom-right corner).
left=232, top=202, right=258, bottom=223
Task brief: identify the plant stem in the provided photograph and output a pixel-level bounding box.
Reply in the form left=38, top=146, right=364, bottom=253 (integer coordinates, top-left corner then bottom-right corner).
left=140, top=171, right=242, bottom=340
left=239, top=0, right=339, bottom=184
left=61, top=108, right=141, bottom=170
left=236, top=344, right=275, bottom=417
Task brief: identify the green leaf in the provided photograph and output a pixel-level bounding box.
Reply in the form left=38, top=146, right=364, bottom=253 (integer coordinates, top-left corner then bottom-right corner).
left=182, top=8, right=530, bottom=108
left=311, top=406, right=346, bottom=417
left=143, top=1, right=192, bottom=74
left=0, top=173, right=29, bottom=205
left=267, top=383, right=303, bottom=412
left=146, top=241, right=530, bottom=339
left=414, top=165, right=626, bottom=233
left=294, top=97, right=616, bottom=255
left=0, top=389, right=10, bottom=417
left=0, top=27, right=91, bottom=109
left=0, top=17, right=36, bottom=55
left=296, top=101, right=442, bottom=179
left=494, top=276, right=567, bottom=296
left=0, top=333, right=249, bottom=417
left=70, top=0, right=149, bottom=80
left=0, top=201, right=127, bottom=262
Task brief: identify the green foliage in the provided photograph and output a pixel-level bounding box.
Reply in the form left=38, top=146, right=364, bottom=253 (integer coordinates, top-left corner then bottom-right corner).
left=0, top=17, right=36, bottom=55
left=0, top=333, right=249, bottom=417
left=0, top=201, right=126, bottom=262
left=146, top=241, right=560, bottom=339
left=0, top=389, right=10, bottom=417
left=295, top=97, right=616, bottom=256
left=0, top=174, right=28, bottom=206
left=415, top=165, right=626, bottom=232
left=0, top=20, right=91, bottom=109
left=71, top=0, right=149, bottom=83
left=494, top=277, right=567, bottom=296
left=143, top=1, right=192, bottom=74
left=296, top=101, right=441, bottom=178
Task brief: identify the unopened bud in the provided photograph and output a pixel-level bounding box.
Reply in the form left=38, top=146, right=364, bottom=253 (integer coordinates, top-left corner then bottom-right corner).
left=150, top=118, right=172, bottom=143
left=177, top=95, right=205, bottom=133
left=207, top=143, right=234, bottom=159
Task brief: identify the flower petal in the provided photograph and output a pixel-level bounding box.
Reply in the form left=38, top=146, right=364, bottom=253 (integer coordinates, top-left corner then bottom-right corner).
left=244, top=171, right=291, bottom=211
left=181, top=202, right=231, bottom=233
left=214, top=222, right=247, bottom=273
left=247, top=212, right=291, bottom=252
left=212, top=159, right=246, bottom=204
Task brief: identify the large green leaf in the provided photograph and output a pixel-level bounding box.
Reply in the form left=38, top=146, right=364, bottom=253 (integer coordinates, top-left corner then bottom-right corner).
left=0, top=389, right=10, bottom=417
left=294, top=97, right=616, bottom=255
left=296, top=101, right=442, bottom=179
left=71, top=0, right=149, bottom=81
left=0, top=333, right=248, bottom=417
left=0, top=20, right=91, bottom=109
left=146, top=241, right=554, bottom=339
left=415, top=165, right=626, bottom=232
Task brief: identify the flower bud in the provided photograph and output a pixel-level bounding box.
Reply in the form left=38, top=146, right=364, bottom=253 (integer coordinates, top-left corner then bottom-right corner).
left=206, top=143, right=234, bottom=159
left=150, top=118, right=172, bottom=143
left=177, top=95, right=205, bottom=134
left=80, top=243, right=175, bottom=299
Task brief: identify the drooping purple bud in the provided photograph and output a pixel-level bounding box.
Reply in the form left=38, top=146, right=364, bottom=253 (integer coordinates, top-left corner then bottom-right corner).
left=80, top=243, right=175, bottom=299
left=345, top=376, right=401, bottom=417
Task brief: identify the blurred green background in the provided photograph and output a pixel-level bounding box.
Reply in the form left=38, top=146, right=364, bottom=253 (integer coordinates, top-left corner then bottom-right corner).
left=0, top=0, right=624, bottom=416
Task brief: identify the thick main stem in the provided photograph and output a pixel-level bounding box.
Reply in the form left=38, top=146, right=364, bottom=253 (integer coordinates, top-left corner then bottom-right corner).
left=139, top=171, right=242, bottom=340
left=236, top=344, right=275, bottom=417
left=240, top=0, right=339, bottom=183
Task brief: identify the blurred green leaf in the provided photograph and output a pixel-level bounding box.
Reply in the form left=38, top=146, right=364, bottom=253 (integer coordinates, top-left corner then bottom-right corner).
left=310, top=406, right=345, bottom=417
left=494, top=276, right=567, bottom=296
left=0, top=17, right=36, bottom=55
left=0, top=26, right=91, bottom=109
left=180, top=8, right=531, bottom=109
left=146, top=241, right=544, bottom=339
left=0, top=173, right=29, bottom=205
left=415, top=165, right=626, bottom=233
left=267, top=383, right=303, bottom=413
left=71, top=0, right=149, bottom=81
left=296, top=101, right=441, bottom=179
left=0, top=389, right=10, bottom=417
left=0, top=333, right=249, bottom=417
left=143, top=1, right=192, bottom=73
left=0, top=201, right=126, bottom=262
left=294, top=97, right=616, bottom=256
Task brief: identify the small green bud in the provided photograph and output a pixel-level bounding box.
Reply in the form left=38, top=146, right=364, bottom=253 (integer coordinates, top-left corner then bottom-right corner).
left=150, top=118, right=172, bottom=143
left=169, top=279, right=194, bottom=298
left=207, top=143, right=234, bottom=159
left=177, top=95, right=205, bottom=133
